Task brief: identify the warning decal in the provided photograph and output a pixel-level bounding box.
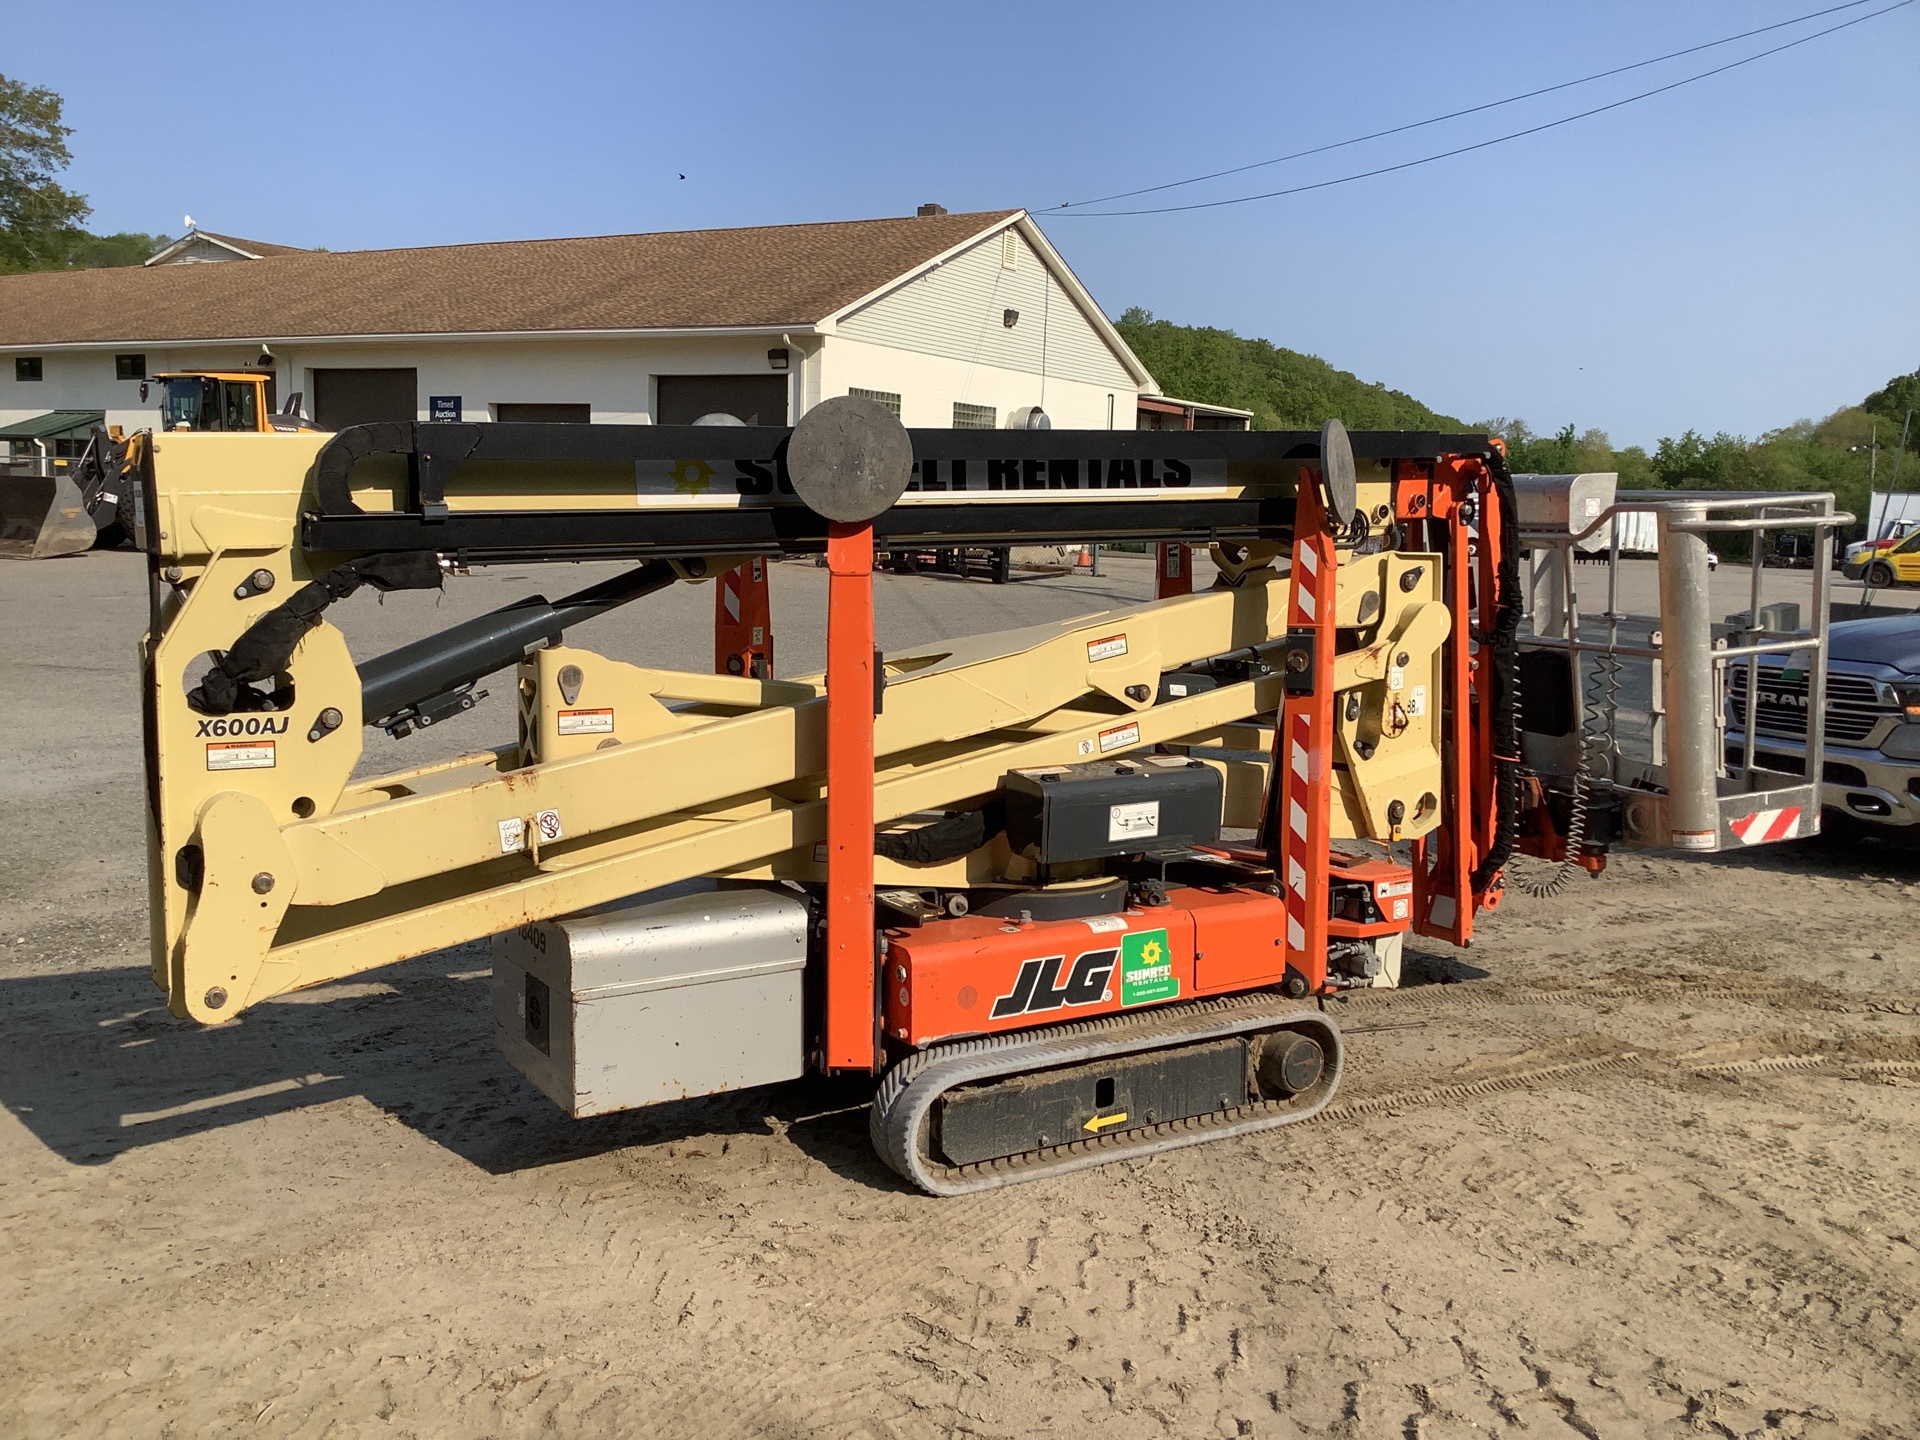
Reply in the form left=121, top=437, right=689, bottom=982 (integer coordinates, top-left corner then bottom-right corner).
left=206, top=740, right=275, bottom=771
left=1108, top=800, right=1160, bottom=843
left=1097, top=721, right=1141, bottom=754
left=1729, top=806, right=1800, bottom=845
left=1086, top=634, right=1128, bottom=664
left=557, top=708, right=614, bottom=736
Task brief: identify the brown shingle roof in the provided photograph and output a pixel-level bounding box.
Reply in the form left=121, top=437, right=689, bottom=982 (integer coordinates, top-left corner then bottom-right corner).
left=2, top=211, right=1021, bottom=347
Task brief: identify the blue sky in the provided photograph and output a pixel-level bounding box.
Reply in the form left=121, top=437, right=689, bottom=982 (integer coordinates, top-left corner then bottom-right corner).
left=11, top=1, right=1916, bottom=447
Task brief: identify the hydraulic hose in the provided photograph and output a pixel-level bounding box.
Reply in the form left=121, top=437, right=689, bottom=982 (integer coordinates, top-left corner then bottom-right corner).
left=874, top=802, right=1004, bottom=865
left=188, top=551, right=443, bottom=715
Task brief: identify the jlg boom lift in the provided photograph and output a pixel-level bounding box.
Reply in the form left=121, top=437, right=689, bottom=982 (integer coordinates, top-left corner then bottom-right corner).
left=132, top=402, right=1844, bottom=1193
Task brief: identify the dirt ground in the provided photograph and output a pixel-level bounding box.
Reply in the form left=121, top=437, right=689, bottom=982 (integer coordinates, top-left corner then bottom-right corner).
left=1, top=549, right=1916, bottom=1439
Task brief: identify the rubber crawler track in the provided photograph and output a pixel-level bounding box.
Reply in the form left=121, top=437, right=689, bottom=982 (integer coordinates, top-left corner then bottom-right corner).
left=870, top=994, right=1341, bottom=1197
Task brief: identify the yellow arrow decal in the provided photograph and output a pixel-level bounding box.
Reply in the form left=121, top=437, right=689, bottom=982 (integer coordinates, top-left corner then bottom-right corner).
left=1083, top=1111, right=1129, bottom=1134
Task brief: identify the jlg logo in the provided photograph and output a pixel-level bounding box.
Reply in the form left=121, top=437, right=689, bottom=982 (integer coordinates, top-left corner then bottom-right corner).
left=989, top=949, right=1118, bottom=1019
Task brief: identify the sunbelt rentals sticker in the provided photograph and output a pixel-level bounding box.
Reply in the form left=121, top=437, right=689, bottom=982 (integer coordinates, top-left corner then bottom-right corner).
left=1120, top=928, right=1178, bottom=1006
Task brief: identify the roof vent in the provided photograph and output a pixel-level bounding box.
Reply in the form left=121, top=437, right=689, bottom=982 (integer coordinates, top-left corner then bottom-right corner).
left=916, top=203, right=948, bottom=217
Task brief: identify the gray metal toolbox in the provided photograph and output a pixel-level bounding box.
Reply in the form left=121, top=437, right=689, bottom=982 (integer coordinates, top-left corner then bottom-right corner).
left=491, top=883, right=809, bottom=1116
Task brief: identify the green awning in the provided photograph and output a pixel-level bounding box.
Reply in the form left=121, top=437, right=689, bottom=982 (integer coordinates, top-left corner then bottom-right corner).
left=0, top=410, right=105, bottom=440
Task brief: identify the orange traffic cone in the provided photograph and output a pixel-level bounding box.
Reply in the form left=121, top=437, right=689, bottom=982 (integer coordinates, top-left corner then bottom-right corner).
left=1076, top=544, right=1093, bottom=570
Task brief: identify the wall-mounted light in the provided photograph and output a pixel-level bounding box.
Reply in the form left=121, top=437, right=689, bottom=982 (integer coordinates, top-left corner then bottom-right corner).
left=1002, top=309, right=1019, bottom=329
left=767, top=347, right=790, bottom=371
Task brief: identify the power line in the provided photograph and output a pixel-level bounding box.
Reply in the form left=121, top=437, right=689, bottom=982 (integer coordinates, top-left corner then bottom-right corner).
left=1048, top=0, right=1913, bottom=218
left=1044, top=0, right=1881, bottom=213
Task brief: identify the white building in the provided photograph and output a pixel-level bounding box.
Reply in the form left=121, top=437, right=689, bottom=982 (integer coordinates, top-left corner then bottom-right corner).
left=0, top=209, right=1157, bottom=443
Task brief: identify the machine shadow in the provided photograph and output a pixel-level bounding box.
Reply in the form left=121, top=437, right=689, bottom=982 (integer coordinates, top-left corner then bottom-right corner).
left=1698, top=824, right=1920, bottom=881
left=0, top=951, right=898, bottom=1188
left=1400, top=947, right=1493, bottom=985
left=0, top=937, right=1492, bottom=1187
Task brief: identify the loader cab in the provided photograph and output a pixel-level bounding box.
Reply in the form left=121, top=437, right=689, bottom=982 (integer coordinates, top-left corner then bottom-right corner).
left=154, top=372, right=273, bottom=433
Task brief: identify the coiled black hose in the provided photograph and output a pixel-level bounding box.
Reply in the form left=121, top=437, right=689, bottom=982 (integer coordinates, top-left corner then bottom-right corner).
left=1470, top=447, right=1523, bottom=893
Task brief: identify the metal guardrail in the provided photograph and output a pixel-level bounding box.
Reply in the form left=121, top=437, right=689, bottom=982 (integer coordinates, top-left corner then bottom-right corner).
left=1517, top=489, right=1851, bottom=851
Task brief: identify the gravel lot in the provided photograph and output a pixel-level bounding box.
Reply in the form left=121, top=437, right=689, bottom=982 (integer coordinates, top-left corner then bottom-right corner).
left=1, top=546, right=1915, bottom=1439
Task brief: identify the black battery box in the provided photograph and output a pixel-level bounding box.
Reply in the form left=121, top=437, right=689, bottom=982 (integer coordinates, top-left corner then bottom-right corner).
left=1002, top=756, right=1221, bottom=864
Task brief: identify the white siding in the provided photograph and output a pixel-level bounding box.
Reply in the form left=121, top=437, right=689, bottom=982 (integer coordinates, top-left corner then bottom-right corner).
left=0, top=336, right=801, bottom=434
left=817, top=335, right=1126, bottom=431
left=0, top=349, right=150, bottom=434
left=151, top=236, right=251, bottom=264
left=836, top=228, right=1135, bottom=391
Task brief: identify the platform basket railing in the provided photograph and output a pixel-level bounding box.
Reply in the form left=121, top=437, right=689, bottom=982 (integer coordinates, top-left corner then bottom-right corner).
left=1515, top=488, right=1849, bottom=852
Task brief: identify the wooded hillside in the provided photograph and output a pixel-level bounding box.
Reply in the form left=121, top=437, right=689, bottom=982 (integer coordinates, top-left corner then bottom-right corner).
left=1114, top=306, right=1915, bottom=534
left=1114, top=308, right=1464, bottom=432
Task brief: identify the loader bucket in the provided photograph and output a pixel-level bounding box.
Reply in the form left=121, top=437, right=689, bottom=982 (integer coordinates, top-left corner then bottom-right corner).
left=0, top=473, right=101, bottom=559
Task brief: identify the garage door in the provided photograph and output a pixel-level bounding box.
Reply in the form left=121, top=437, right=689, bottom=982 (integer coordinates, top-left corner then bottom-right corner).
left=656, top=375, right=788, bottom=426
left=312, top=368, right=418, bottom=429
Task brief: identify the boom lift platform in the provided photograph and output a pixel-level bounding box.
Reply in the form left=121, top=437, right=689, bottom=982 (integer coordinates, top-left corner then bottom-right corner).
left=132, top=405, right=1845, bottom=1193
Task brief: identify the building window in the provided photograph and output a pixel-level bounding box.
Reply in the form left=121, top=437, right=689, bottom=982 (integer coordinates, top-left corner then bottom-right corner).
left=849, top=387, right=901, bottom=418
left=116, top=354, right=146, bottom=381
left=1001, top=232, right=1019, bottom=270
left=16, top=357, right=42, bottom=382
left=953, top=402, right=996, bottom=430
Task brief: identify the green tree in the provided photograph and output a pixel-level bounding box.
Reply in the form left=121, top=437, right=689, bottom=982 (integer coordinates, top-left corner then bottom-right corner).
left=1861, top=368, right=1919, bottom=450
left=1612, top=445, right=1657, bottom=489
left=0, top=73, right=90, bottom=273
left=1572, top=427, right=1614, bottom=473
left=1479, top=419, right=1617, bottom=475
left=1651, top=430, right=1752, bottom=489
left=63, top=230, right=170, bottom=267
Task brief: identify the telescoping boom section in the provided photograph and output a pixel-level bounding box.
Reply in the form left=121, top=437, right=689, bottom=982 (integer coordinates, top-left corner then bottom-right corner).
left=133, top=413, right=1832, bottom=1193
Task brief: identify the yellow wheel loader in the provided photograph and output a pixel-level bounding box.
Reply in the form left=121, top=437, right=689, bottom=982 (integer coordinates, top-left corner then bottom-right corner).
left=0, top=370, right=317, bottom=559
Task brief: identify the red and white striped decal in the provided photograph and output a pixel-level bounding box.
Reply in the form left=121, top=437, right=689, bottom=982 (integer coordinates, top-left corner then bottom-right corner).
left=1293, top=541, right=1318, bottom=619
left=1729, top=806, right=1801, bottom=845
left=1282, top=712, right=1312, bottom=951
left=1274, top=484, right=1332, bottom=973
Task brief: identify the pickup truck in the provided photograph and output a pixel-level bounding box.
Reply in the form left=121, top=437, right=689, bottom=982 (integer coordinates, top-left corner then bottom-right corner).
left=1725, top=611, right=1920, bottom=829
